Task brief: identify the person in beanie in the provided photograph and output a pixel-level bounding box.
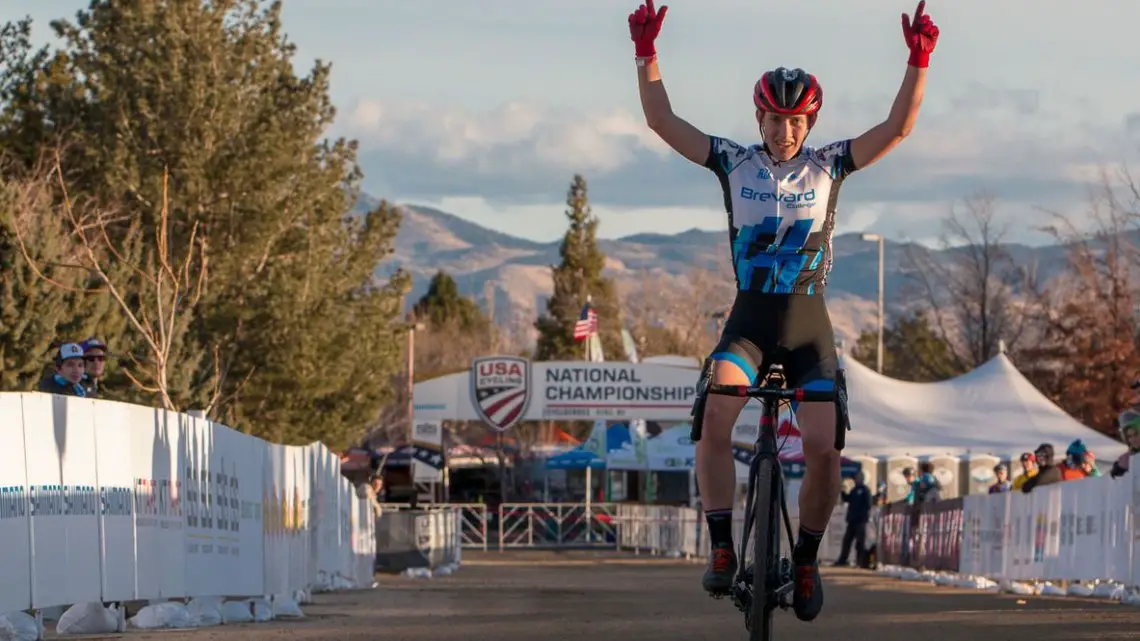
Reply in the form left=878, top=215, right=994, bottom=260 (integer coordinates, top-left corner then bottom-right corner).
left=988, top=464, right=1011, bottom=493
left=79, top=337, right=112, bottom=399
left=37, top=343, right=88, bottom=397
left=1021, top=443, right=1063, bottom=492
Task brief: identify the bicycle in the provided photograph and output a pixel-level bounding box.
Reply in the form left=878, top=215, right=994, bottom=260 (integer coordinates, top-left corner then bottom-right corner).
left=691, top=360, right=848, bottom=641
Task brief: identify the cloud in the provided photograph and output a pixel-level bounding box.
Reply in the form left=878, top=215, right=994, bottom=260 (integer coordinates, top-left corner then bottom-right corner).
left=343, top=89, right=1139, bottom=243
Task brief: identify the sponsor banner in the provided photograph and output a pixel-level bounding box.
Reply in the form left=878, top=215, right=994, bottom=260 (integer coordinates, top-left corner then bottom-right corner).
left=0, top=393, right=376, bottom=611
left=92, top=400, right=137, bottom=602
left=415, top=358, right=706, bottom=426
left=0, top=394, right=32, bottom=613
left=21, top=394, right=103, bottom=607
left=132, top=407, right=187, bottom=600
left=412, top=420, right=445, bottom=482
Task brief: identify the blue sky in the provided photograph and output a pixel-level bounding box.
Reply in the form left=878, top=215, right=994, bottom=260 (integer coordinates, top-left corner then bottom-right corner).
left=13, top=0, right=1140, bottom=244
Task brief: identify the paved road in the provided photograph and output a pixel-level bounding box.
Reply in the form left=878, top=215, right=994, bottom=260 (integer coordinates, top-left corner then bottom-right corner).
left=119, top=550, right=1139, bottom=641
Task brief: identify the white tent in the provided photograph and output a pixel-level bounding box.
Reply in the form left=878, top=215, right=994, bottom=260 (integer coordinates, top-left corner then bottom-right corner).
left=840, top=352, right=1126, bottom=460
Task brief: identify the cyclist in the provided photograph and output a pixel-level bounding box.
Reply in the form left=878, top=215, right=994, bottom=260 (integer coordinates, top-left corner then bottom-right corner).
left=628, top=0, right=940, bottom=622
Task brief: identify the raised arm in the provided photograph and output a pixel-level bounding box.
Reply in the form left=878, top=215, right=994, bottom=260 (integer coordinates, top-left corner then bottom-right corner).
left=629, top=1, right=709, bottom=165
left=850, top=1, right=940, bottom=170
left=637, top=58, right=709, bottom=165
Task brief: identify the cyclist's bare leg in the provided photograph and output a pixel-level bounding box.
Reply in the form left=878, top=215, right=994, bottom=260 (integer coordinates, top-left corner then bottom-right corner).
left=696, top=359, right=750, bottom=594
left=795, top=400, right=841, bottom=533
left=790, top=397, right=839, bottom=621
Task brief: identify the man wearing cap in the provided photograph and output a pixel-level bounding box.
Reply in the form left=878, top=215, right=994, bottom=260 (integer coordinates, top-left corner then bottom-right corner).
left=79, top=338, right=111, bottom=399
left=37, top=343, right=88, bottom=397
left=1020, top=443, right=1063, bottom=493
left=1011, top=452, right=1037, bottom=491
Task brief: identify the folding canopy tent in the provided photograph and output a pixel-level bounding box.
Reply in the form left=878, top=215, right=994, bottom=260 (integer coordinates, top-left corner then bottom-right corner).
left=838, top=352, right=1126, bottom=460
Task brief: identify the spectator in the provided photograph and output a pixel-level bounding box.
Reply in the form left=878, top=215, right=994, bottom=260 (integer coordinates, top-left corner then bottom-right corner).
left=873, top=481, right=888, bottom=506
left=1011, top=452, right=1038, bottom=491
left=1059, top=440, right=1091, bottom=481
left=79, top=337, right=111, bottom=399
left=37, top=343, right=88, bottom=397
left=1079, top=451, right=1101, bottom=478
left=1021, top=443, right=1063, bottom=492
left=834, top=472, right=872, bottom=567
left=901, top=467, right=917, bottom=503
left=1111, top=408, right=1140, bottom=478
left=988, top=464, right=1011, bottom=493
left=914, top=462, right=941, bottom=504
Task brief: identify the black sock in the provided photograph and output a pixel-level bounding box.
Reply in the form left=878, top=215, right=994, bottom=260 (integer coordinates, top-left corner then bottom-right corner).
left=705, top=509, right=734, bottom=549
left=793, top=525, right=825, bottom=563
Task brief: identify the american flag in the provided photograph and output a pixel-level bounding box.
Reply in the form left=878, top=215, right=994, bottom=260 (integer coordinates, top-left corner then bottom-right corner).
left=572, top=302, right=598, bottom=341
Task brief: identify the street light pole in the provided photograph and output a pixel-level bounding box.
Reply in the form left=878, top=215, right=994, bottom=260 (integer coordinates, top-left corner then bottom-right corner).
left=861, top=233, right=885, bottom=374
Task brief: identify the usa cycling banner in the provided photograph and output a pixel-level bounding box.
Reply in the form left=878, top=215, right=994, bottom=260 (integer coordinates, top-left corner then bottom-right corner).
left=411, top=419, right=445, bottom=482
left=414, top=358, right=707, bottom=428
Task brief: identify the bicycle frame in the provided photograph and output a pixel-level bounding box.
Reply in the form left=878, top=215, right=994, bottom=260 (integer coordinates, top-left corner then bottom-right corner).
left=697, top=362, right=845, bottom=640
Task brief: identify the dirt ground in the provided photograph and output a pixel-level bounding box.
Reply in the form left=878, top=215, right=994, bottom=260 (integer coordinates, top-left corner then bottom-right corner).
left=72, top=550, right=1140, bottom=640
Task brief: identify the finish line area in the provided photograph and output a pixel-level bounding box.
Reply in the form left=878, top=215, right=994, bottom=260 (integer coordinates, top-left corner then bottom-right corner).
left=120, top=551, right=1140, bottom=641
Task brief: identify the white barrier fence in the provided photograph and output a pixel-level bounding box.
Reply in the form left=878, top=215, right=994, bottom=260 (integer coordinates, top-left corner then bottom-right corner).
left=960, top=459, right=1140, bottom=586
left=0, top=393, right=376, bottom=614
left=614, top=504, right=849, bottom=562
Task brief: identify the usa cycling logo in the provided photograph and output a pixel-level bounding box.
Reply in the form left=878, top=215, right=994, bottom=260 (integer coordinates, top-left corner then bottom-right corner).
left=470, top=356, right=531, bottom=431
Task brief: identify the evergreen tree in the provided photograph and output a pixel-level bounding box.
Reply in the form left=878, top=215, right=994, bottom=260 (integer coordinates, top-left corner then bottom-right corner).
left=414, top=271, right=486, bottom=332
left=534, top=174, right=622, bottom=360
left=0, top=2, right=407, bottom=447
left=851, top=311, right=963, bottom=382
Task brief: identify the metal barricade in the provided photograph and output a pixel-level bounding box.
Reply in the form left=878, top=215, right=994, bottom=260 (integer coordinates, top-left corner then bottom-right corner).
left=498, top=503, right=618, bottom=548
left=375, top=502, right=489, bottom=550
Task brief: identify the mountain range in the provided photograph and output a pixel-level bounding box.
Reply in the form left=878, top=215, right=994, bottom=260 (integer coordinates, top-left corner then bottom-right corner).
left=359, top=196, right=1101, bottom=346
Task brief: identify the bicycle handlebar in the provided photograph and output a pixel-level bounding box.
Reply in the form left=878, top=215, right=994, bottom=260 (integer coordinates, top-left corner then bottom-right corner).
left=706, top=384, right=837, bottom=403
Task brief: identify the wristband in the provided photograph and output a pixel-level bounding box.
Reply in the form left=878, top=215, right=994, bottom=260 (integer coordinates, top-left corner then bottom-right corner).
left=907, top=49, right=929, bottom=68
left=635, top=55, right=656, bottom=67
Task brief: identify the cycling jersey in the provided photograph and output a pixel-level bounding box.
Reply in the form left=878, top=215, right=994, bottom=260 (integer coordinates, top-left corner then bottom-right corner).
left=705, top=137, right=858, bottom=295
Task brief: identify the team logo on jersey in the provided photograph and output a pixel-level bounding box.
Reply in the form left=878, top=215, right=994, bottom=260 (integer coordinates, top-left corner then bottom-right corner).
left=470, top=356, right=531, bottom=431
left=757, top=168, right=771, bottom=180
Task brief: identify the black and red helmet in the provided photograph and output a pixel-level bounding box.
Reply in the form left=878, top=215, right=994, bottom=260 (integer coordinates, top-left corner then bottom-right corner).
left=753, top=67, right=823, bottom=126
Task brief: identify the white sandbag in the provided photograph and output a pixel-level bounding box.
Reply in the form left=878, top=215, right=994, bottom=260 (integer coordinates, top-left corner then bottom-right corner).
left=310, top=571, right=332, bottom=594
left=270, top=595, right=304, bottom=619
left=185, top=598, right=223, bottom=627
left=1001, top=580, right=1035, bottom=595
left=1067, top=583, right=1094, bottom=597
left=220, top=601, right=254, bottom=625
left=0, top=611, right=41, bottom=641
left=1039, top=582, right=1066, bottom=596
left=1092, top=582, right=1125, bottom=599
left=56, top=602, right=119, bottom=635
left=331, top=574, right=355, bottom=590
left=249, top=599, right=273, bottom=622
left=130, top=602, right=194, bottom=629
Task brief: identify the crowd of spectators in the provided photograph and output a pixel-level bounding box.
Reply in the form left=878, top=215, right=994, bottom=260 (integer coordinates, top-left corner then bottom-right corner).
left=33, top=338, right=112, bottom=399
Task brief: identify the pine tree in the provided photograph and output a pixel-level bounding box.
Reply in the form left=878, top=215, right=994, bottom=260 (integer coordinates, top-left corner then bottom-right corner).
left=534, top=174, right=622, bottom=361
left=851, top=311, right=963, bottom=382
left=1, top=3, right=407, bottom=447
left=414, top=270, right=487, bottom=332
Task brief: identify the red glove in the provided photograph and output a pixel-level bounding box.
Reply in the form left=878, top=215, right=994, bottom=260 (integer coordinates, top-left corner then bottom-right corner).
left=628, top=1, right=668, bottom=59
left=901, top=0, right=939, bottom=68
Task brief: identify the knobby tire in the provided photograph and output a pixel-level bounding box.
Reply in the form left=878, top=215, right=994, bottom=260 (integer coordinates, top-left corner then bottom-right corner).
left=749, top=456, right=777, bottom=641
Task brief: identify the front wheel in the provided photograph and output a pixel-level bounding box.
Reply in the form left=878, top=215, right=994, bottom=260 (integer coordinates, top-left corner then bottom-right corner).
left=749, top=456, right=778, bottom=641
